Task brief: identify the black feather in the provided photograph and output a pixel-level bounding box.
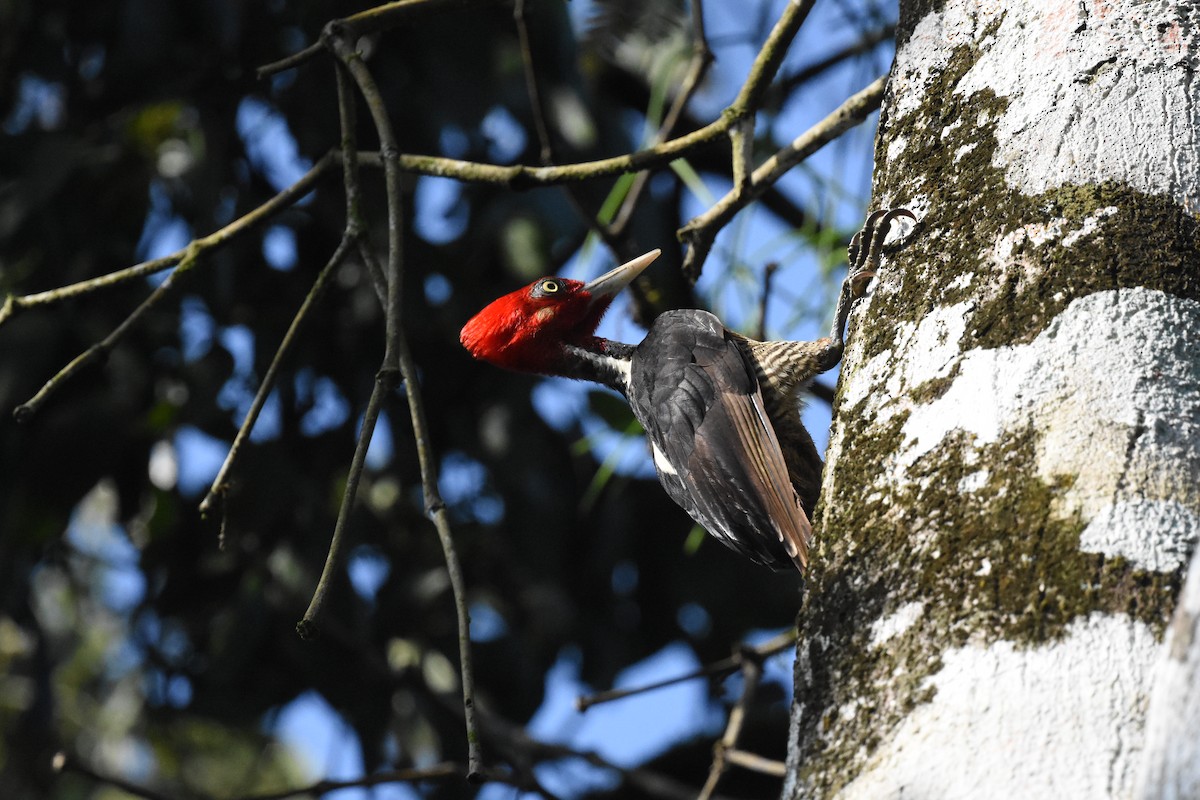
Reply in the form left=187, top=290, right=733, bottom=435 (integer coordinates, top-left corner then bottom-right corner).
left=627, top=310, right=811, bottom=570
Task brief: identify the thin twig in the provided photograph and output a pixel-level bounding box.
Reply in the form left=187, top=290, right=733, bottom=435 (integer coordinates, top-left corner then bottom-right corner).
left=729, top=117, right=754, bottom=195
left=53, top=752, right=175, bottom=800
left=698, top=651, right=764, bottom=800
left=774, top=24, right=896, bottom=99
left=257, top=0, right=498, bottom=77
left=346, top=116, right=729, bottom=186
left=475, top=709, right=748, bottom=800
left=399, top=326, right=482, bottom=780
left=56, top=749, right=493, bottom=800
left=198, top=236, right=355, bottom=518
left=679, top=74, right=887, bottom=281
left=575, top=628, right=796, bottom=711
left=13, top=246, right=201, bottom=422
left=730, top=0, right=817, bottom=115
left=722, top=749, right=787, bottom=777
left=296, top=31, right=408, bottom=641
left=296, top=357, right=391, bottom=640
left=0, top=153, right=335, bottom=330
left=234, top=763, right=461, bottom=800
left=335, top=63, right=387, bottom=304
left=757, top=261, right=779, bottom=341
left=514, top=0, right=553, bottom=165
left=610, top=0, right=715, bottom=236
left=512, top=0, right=631, bottom=267
left=325, top=28, right=481, bottom=779
left=256, top=41, right=323, bottom=78
left=324, top=31, right=403, bottom=377
left=576, top=655, right=741, bottom=713
left=810, top=378, right=835, bottom=405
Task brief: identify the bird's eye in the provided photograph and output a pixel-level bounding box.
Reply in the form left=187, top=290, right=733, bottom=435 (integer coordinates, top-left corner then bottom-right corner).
left=533, top=279, right=561, bottom=297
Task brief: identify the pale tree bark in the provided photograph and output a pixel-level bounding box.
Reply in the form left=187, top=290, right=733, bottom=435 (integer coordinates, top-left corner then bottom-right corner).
left=784, top=1, right=1200, bottom=798
left=1136, top=543, right=1200, bottom=800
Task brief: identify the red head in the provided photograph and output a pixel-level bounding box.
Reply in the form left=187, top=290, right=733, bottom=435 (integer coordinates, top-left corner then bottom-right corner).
left=460, top=250, right=660, bottom=374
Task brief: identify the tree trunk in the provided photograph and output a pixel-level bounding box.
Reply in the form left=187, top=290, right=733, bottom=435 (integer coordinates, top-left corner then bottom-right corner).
left=1135, top=544, right=1200, bottom=800
left=785, top=1, right=1200, bottom=797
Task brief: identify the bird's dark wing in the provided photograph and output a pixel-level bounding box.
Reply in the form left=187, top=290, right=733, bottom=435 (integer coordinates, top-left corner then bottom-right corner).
left=628, top=310, right=811, bottom=571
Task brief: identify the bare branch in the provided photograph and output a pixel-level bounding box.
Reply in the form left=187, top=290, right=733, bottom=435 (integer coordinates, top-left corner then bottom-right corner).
left=0, top=152, right=335, bottom=331
left=679, top=74, right=887, bottom=281
left=576, top=628, right=796, bottom=711
left=723, top=749, right=787, bottom=777
left=341, top=118, right=729, bottom=186
left=53, top=752, right=175, bottom=800
left=257, top=0, right=500, bottom=78
left=323, top=27, right=482, bottom=779
left=610, top=0, right=716, bottom=236
left=296, top=355, right=391, bottom=639
left=698, top=651, right=763, bottom=800
left=477, top=710, right=749, bottom=800
left=774, top=24, right=896, bottom=99
left=730, top=0, right=818, bottom=116
left=730, top=117, right=755, bottom=195
left=335, top=62, right=387, bottom=304
left=13, top=245, right=199, bottom=422
left=757, top=261, right=779, bottom=341
left=234, top=763, right=462, bottom=800
left=55, top=749, right=487, bottom=800
left=198, top=235, right=355, bottom=519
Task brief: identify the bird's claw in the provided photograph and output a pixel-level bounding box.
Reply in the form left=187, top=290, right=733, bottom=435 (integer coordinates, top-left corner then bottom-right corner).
left=827, top=207, right=916, bottom=345
left=846, top=208, right=915, bottom=298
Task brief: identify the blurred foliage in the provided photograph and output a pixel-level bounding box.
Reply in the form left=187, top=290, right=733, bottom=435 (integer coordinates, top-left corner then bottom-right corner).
left=0, top=0, right=895, bottom=797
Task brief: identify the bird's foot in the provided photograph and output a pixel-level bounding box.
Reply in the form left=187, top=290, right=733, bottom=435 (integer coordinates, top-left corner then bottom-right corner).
left=845, top=208, right=916, bottom=299
left=829, top=208, right=916, bottom=344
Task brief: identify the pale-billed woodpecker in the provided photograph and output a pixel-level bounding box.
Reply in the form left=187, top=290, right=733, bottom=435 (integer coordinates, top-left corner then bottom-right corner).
left=461, top=209, right=914, bottom=572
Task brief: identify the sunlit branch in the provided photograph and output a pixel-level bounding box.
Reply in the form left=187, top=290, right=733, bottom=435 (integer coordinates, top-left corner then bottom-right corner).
left=729, top=117, right=755, bottom=194
left=698, top=648, right=764, bottom=800
left=751, top=73, right=889, bottom=194
left=730, top=0, right=817, bottom=115
left=198, top=235, right=355, bottom=520
left=291, top=0, right=818, bottom=205
left=679, top=73, right=887, bottom=281
left=0, top=153, right=335, bottom=332
left=722, top=749, right=787, bottom=777
left=345, top=115, right=727, bottom=185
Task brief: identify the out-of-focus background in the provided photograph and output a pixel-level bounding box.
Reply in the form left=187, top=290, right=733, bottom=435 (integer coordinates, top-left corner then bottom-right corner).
left=0, top=0, right=897, bottom=796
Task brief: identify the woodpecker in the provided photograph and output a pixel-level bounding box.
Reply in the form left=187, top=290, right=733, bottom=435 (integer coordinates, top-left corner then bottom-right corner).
left=461, top=209, right=914, bottom=572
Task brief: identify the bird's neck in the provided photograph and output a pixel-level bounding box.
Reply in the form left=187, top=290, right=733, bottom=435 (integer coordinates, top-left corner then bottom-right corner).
left=558, top=338, right=635, bottom=394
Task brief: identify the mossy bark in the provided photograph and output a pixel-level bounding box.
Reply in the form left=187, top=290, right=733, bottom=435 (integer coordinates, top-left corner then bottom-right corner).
left=784, top=1, right=1200, bottom=797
